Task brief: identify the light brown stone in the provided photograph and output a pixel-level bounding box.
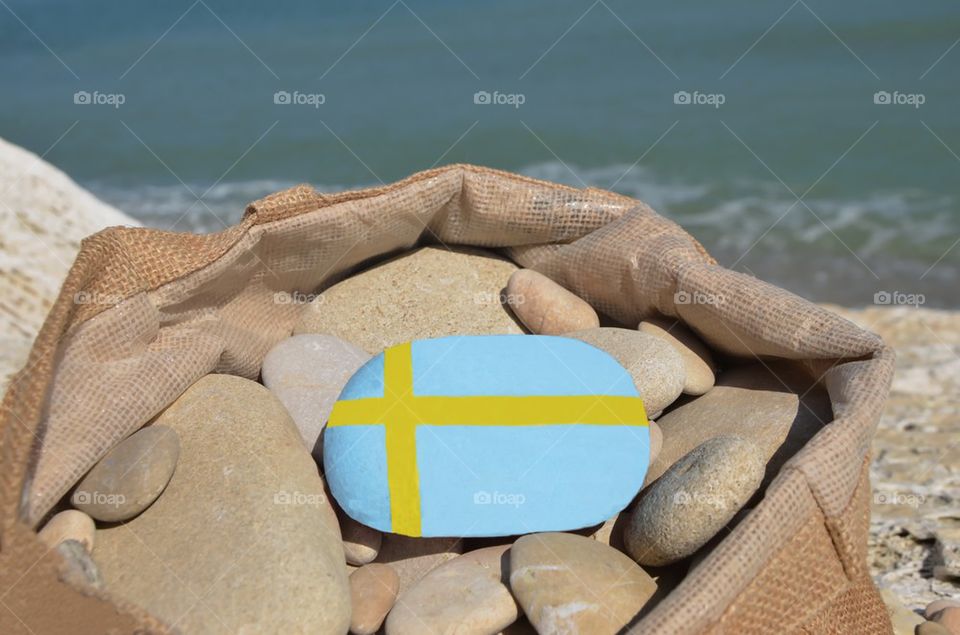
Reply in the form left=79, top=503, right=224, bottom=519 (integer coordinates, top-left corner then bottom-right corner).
left=928, top=600, right=960, bottom=620
left=386, top=545, right=517, bottom=635
left=505, top=269, right=599, bottom=335
left=931, top=607, right=960, bottom=634
left=94, top=375, right=350, bottom=634
left=918, top=621, right=954, bottom=635
left=638, top=318, right=715, bottom=395
left=350, top=563, right=399, bottom=635
left=294, top=247, right=524, bottom=353
left=340, top=512, right=382, bottom=566
left=649, top=420, right=663, bottom=464
left=625, top=436, right=765, bottom=567
left=38, top=510, right=95, bottom=552
left=72, top=425, right=179, bottom=522
left=374, top=534, right=463, bottom=593
left=510, top=532, right=656, bottom=635
left=568, top=328, right=685, bottom=414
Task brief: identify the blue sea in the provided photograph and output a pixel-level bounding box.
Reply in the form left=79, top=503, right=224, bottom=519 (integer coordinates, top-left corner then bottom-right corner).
left=2, top=0, right=958, bottom=307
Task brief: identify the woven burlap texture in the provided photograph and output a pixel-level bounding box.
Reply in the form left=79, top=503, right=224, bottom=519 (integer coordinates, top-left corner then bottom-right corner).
left=0, top=164, right=893, bottom=634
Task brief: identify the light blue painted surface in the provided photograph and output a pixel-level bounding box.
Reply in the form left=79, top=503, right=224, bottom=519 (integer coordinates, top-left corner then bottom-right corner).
left=323, top=424, right=392, bottom=532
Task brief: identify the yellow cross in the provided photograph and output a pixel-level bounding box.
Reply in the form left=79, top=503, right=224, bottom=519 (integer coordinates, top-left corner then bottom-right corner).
left=327, top=341, right=648, bottom=537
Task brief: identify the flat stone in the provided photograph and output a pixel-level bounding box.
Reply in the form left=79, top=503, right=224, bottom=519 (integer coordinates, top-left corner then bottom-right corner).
left=71, top=425, right=179, bottom=522
left=56, top=540, right=103, bottom=590
left=374, top=534, right=464, bottom=593
left=261, top=334, right=370, bottom=457
left=350, top=563, right=399, bottom=635
left=638, top=318, right=715, bottom=395
left=325, top=335, right=650, bottom=537
left=386, top=545, right=517, bottom=635
left=94, top=375, right=350, bottom=634
left=646, top=361, right=832, bottom=487
left=294, top=247, right=524, bottom=353
left=38, top=509, right=95, bottom=552
left=568, top=328, right=685, bottom=414
left=340, top=512, right=382, bottom=566
left=625, top=436, right=765, bottom=567
left=505, top=269, right=599, bottom=335
left=510, top=532, right=656, bottom=635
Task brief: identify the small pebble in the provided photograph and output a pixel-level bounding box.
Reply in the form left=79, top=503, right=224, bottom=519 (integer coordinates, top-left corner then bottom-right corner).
left=638, top=318, right=715, bottom=395
left=349, top=563, right=399, bottom=635
left=927, top=600, right=960, bottom=620
left=71, top=425, right=179, bottom=522
left=505, top=269, right=599, bottom=335
left=930, top=607, right=960, bottom=635
left=625, top=436, right=765, bottom=566
left=918, top=621, right=953, bottom=635
left=38, top=509, right=95, bottom=552
left=568, top=328, right=685, bottom=414
left=340, top=512, right=382, bottom=566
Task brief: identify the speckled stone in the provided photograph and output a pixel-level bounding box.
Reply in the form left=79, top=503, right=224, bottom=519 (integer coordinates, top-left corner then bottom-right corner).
left=71, top=425, right=179, bottom=522
left=294, top=247, right=524, bottom=353
left=510, top=532, right=656, bottom=635
left=638, top=318, right=715, bottom=395
left=505, top=269, right=599, bottom=335
left=568, top=328, right=685, bottom=414
left=350, top=563, right=399, bottom=635
left=386, top=545, right=517, bottom=635
left=625, top=436, right=765, bottom=567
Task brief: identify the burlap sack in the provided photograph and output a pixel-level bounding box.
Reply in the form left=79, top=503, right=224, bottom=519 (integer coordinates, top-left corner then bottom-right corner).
left=0, top=164, right=894, bottom=634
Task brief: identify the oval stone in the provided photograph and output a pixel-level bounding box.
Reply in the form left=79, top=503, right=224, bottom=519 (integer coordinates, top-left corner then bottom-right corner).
left=324, top=335, right=650, bottom=538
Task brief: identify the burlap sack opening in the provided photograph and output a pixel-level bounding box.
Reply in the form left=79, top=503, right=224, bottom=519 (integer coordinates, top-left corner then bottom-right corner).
left=0, top=164, right=894, bottom=633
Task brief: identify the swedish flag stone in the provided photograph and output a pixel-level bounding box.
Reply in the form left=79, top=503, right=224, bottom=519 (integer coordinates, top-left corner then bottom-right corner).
left=324, top=335, right=650, bottom=537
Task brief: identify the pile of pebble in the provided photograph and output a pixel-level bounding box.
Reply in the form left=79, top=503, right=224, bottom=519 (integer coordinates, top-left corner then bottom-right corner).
left=41, top=246, right=929, bottom=635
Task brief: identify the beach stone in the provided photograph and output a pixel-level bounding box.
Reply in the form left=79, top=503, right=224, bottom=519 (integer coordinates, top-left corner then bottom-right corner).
left=918, top=621, right=954, bottom=635
left=374, top=534, right=463, bottom=593
left=649, top=420, right=663, bottom=464
left=568, top=328, right=684, bottom=414
left=325, top=335, right=650, bottom=537
left=94, top=374, right=350, bottom=634
left=37, top=510, right=95, bottom=552
left=294, top=247, right=524, bottom=353
left=350, top=563, right=399, bottom=635
left=56, top=540, right=103, bottom=590
left=931, top=607, right=960, bottom=634
left=340, top=512, right=382, bottom=566
left=625, top=436, right=765, bottom=566
left=71, top=425, right=179, bottom=522
left=638, top=318, right=715, bottom=395
left=928, top=600, right=960, bottom=619
left=386, top=545, right=517, bottom=635
left=510, top=532, right=656, bottom=635
left=261, top=334, right=369, bottom=457
left=505, top=269, right=599, bottom=335
left=646, top=361, right=832, bottom=487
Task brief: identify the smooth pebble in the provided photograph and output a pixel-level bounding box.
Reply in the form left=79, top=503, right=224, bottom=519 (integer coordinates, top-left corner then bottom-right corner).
left=505, top=269, right=599, bottom=335
left=638, top=318, right=715, bottom=395
left=349, top=563, right=399, bottom=635
left=38, top=509, right=95, bottom=552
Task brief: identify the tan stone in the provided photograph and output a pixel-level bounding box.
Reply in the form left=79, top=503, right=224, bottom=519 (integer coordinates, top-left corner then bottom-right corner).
left=350, top=563, right=399, bottom=635
left=386, top=545, right=517, bottom=635
left=505, top=269, right=599, bottom=335
left=94, top=375, right=350, bottom=634
left=72, top=425, right=179, bottom=522
left=649, top=420, right=662, bottom=464
left=928, top=600, right=960, bottom=620
left=638, top=318, right=715, bottom=395
left=340, top=512, right=382, bottom=566
left=931, top=607, right=960, bottom=634
left=510, top=532, right=656, bottom=635
left=38, top=510, right=95, bottom=552
left=374, top=534, right=463, bottom=593
left=294, top=247, right=524, bottom=353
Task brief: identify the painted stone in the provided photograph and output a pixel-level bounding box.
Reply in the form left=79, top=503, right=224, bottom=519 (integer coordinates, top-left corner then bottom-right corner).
left=324, top=335, right=650, bottom=538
